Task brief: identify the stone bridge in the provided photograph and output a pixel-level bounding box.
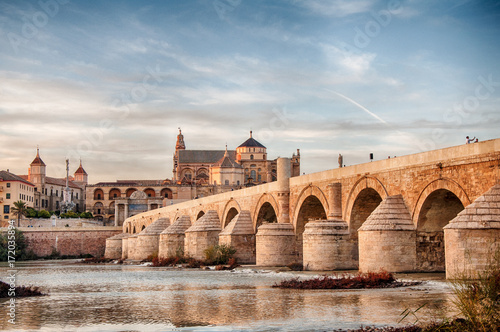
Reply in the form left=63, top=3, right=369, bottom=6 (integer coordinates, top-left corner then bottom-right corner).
left=115, top=138, right=500, bottom=276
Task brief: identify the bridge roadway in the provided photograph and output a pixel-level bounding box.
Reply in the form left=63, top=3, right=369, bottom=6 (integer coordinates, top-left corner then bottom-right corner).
left=123, top=138, right=500, bottom=272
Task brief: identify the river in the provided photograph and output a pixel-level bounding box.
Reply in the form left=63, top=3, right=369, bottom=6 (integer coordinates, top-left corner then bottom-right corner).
left=1, top=260, right=455, bottom=331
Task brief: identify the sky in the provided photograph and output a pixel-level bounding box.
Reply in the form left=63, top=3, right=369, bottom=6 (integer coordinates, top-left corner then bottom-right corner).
left=1, top=0, right=499, bottom=183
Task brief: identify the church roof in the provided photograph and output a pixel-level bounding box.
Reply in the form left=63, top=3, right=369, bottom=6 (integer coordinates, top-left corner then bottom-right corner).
left=30, top=148, right=46, bottom=166
left=178, top=150, right=236, bottom=164
left=237, top=131, right=266, bottom=148
left=74, top=161, right=87, bottom=175
left=212, top=147, right=243, bottom=169
left=45, top=177, right=83, bottom=190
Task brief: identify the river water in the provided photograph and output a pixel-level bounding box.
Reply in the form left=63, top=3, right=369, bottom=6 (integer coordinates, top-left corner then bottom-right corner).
left=1, top=261, right=455, bottom=331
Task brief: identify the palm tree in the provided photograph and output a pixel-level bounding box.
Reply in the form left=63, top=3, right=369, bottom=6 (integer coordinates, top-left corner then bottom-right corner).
left=11, top=200, right=28, bottom=227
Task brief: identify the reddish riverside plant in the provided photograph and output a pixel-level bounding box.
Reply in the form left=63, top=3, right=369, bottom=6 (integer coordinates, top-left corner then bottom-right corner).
left=273, top=271, right=405, bottom=289
left=0, top=281, right=44, bottom=298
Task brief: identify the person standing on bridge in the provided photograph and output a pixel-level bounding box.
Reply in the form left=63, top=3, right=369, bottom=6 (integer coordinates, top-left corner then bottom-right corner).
left=466, top=136, right=476, bottom=144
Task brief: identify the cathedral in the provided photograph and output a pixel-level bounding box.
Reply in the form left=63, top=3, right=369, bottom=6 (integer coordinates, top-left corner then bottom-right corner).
left=172, top=129, right=300, bottom=187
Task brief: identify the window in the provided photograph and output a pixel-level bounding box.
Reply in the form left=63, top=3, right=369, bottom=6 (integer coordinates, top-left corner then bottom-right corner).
left=4, top=205, right=9, bottom=214
left=258, top=174, right=261, bottom=182
left=97, top=194, right=101, bottom=199
left=237, top=180, right=240, bottom=185
left=6, top=183, right=10, bottom=188
left=250, top=155, right=254, bottom=160
left=56, top=201, right=59, bottom=209
left=224, top=180, right=229, bottom=185
left=251, top=170, right=256, bottom=180
left=6, top=193, right=10, bottom=199
left=76, top=193, right=79, bottom=199
left=56, top=190, right=58, bottom=196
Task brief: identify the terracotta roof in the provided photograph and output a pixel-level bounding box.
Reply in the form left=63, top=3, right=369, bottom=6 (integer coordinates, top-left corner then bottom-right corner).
left=74, top=161, right=87, bottom=175
left=45, top=176, right=83, bottom=189
left=0, top=171, right=34, bottom=186
left=444, top=184, right=500, bottom=229
left=30, top=149, right=46, bottom=166
left=178, top=150, right=236, bottom=164
left=358, top=195, right=415, bottom=231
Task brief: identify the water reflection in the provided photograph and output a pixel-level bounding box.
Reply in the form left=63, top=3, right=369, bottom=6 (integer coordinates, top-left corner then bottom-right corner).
left=0, top=262, right=454, bottom=331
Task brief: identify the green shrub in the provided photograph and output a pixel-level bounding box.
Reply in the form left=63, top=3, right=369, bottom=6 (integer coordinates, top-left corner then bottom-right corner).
left=38, top=210, right=51, bottom=218
left=203, top=244, right=236, bottom=265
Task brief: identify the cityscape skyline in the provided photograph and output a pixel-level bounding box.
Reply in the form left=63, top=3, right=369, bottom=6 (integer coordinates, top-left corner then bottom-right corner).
left=1, top=0, right=499, bottom=183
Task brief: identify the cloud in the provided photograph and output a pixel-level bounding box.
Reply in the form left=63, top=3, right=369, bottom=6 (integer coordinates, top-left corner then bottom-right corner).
left=292, top=0, right=374, bottom=17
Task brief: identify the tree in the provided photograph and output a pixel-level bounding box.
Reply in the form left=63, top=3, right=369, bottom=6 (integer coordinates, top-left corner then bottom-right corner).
left=38, top=210, right=51, bottom=218
left=11, top=201, right=28, bottom=227
left=25, top=207, right=38, bottom=218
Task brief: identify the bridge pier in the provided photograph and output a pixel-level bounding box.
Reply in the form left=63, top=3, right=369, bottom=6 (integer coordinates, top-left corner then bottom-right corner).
left=158, top=215, right=191, bottom=259
left=256, top=158, right=298, bottom=266
left=184, top=210, right=221, bottom=261
left=444, top=184, right=500, bottom=279
left=104, top=233, right=129, bottom=259
left=219, top=210, right=256, bottom=264
left=303, top=183, right=357, bottom=271
left=358, top=195, right=417, bottom=273
left=135, top=218, right=171, bottom=261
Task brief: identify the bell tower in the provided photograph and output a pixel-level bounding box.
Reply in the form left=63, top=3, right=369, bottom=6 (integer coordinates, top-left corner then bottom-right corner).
left=173, top=128, right=185, bottom=181
left=28, top=147, right=46, bottom=186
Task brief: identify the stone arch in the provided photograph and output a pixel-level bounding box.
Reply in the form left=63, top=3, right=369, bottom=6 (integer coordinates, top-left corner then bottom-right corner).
left=108, top=188, right=121, bottom=200
left=161, top=188, right=173, bottom=199
left=293, top=188, right=328, bottom=262
left=108, top=215, right=115, bottom=224
left=413, top=178, right=469, bottom=272
left=126, top=188, right=137, bottom=197
left=94, top=202, right=104, bottom=215
left=412, top=178, right=470, bottom=224
left=196, top=210, right=205, bottom=220
left=292, top=185, right=329, bottom=231
left=144, top=188, right=156, bottom=198
left=222, top=199, right=241, bottom=228
left=93, top=188, right=104, bottom=200
left=345, top=176, right=388, bottom=235
left=253, top=193, right=279, bottom=232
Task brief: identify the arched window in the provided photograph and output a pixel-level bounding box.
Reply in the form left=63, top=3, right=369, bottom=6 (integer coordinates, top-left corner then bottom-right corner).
left=251, top=170, right=256, bottom=180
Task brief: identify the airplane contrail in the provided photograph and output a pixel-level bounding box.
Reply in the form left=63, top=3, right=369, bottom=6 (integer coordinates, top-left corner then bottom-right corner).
left=325, top=89, right=388, bottom=125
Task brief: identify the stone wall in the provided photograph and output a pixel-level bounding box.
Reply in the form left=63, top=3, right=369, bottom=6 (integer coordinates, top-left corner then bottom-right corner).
left=9, top=227, right=122, bottom=258
left=416, top=231, right=445, bottom=271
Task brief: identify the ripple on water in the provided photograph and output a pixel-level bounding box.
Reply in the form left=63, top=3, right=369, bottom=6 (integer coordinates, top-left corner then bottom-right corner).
left=0, top=262, right=454, bottom=331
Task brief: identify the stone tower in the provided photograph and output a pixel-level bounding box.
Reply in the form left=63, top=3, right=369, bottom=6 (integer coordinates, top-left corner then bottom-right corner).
left=73, top=160, right=88, bottom=187
left=173, top=128, right=185, bottom=181
left=28, top=148, right=46, bottom=186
